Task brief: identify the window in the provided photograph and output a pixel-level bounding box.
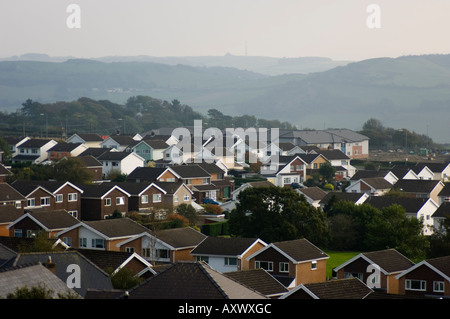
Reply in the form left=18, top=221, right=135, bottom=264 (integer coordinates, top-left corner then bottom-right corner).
left=433, top=281, right=445, bottom=293
left=185, top=179, right=192, bottom=185
left=125, top=247, right=135, bottom=253
left=255, top=261, right=273, bottom=272
left=15, top=201, right=21, bottom=208
left=116, top=197, right=125, bottom=205
left=14, top=229, right=23, bottom=238
left=40, top=197, right=50, bottom=206
left=141, top=195, right=149, bottom=204
left=203, top=178, right=210, bottom=184
left=406, top=279, right=426, bottom=291
left=196, top=256, right=209, bottom=263
left=56, top=194, right=63, bottom=203
left=280, top=262, right=289, bottom=273
left=27, top=198, right=35, bottom=207
left=153, top=194, right=162, bottom=203
left=105, top=198, right=111, bottom=206
left=142, top=248, right=151, bottom=258
left=225, top=257, right=237, bottom=266
left=68, top=193, right=78, bottom=201
left=156, top=249, right=170, bottom=259
left=174, top=195, right=178, bottom=202
left=283, top=177, right=291, bottom=184
left=311, top=260, right=317, bottom=270
left=63, top=237, right=72, bottom=246
left=79, top=238, right=87, bottom=248
left=92, top=238, right=105, bottom=249
left=68, top=210, right=78, bottom=218
left=184, top=194, right=190, bottom=201
left=344, top=272, right=364, bottom=281
left=112, top=161, right=118, bottom=166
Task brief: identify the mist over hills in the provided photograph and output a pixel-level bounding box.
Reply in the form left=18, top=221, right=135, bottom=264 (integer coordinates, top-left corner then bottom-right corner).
left=0, top=53, right=449, bottom=143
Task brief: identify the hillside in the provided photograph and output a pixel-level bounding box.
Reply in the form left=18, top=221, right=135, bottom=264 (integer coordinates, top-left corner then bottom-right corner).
left=1, top=54, right=450, bottom=142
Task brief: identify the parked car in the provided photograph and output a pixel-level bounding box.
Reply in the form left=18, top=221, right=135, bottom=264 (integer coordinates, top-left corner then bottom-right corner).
left=203, top=198, right=220, bottom=205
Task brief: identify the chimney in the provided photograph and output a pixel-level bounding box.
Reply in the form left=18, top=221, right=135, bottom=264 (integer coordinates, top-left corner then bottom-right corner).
left=44, top=256, right=56, bottom=274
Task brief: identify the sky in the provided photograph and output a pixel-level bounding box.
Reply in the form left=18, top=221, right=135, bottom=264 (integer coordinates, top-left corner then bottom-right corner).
left=1, top=0, right=450, bottom=61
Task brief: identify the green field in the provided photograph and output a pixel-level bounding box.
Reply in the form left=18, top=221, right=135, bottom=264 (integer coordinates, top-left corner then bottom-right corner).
left=325, top=251, right=360, bottom=279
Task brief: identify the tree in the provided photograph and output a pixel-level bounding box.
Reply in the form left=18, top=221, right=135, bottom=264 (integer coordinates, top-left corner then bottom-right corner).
left=228, top=186, right=329, bottom=245
left=319, top=162, right=336, bottom=183
left=53, top=157, right=93, bottom=184
left=176, top=203, right=198, bottom=226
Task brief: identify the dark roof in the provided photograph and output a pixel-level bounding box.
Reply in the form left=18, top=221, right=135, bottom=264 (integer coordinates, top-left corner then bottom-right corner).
left=319, top=192, right=367, bottom=205
left=190, top=237, right=262, bottom=256
left=13, top=180, right=81, bottom=194
left=389, top=166, right=416, bottom=178
left=416, top=162, right=450, bottom=173
left=284, top=278, right=373, bottom=299
left=361, top=249, right=415, bottom=273
left=297, top=187, right=328, bottom=201
left=48, top=142, right=82, bottom=152
left=127, top=167, right=167, bottom=181
left=169, top=164, right=211, bottom=178
left=190, top=162, right=225, bottom=175
left=426, top=255, right=450, bottom=278
left=78, top=147, right=110, bottom=158
left=154, top=227, right=206, bottom=249
left=438, top=184, right=450, bottom=197
left=392, top=179, right=443, bottom=193
left=315, top=149, right=350, bottom=160
left=0, top=164, right=11, bottom=176
left=106, top=135, right=136, bottom=146
left=350, top=170, right=390, bottom=180
left=0, top=206, right=24, bottom=224
left=10, top=180, right=53, bottom=197
left=76, top=249, right=135, bottom=271
left=76, top=155, right=102, bottom=167
left=272, top=238, right=329, bottom=262
left=78, top=183, right=129, bottom=198
left=365, top=196, right=430, bottom=214
left=20, top=210, right=80, bottom=230
left=225, top=268, right=289, bottom=297
left=100, top=181, right=162, bottom=196
left=17, top=138, right=54, bottom=148
left=97, top=150, right=132, bottom=161
left=142, top=139, right=169, bottom=149
left=432, top=202, right=450, bottom=219
left=124, top=262, right=265, bottom=299
left=154, top=181, right=187, bottom=195
left=70, top=133, right=104, bottom=142
left=359, top=177, right=393, bottom=189
left=82, top=218, right=151, bottom=238
left=0, top=183, right=26, bottom=202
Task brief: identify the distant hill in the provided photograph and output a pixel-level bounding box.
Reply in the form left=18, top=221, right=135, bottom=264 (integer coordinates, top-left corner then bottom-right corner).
left=1, top=54, right=450, bottom=143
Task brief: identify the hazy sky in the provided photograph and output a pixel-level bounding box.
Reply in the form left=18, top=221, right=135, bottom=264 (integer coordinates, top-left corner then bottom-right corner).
left=1, top=0, right=450, bottom=61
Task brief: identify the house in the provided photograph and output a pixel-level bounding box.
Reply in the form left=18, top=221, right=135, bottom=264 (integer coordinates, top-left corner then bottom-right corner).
left=333, top=249, right=415, bottom=294
left=437, top=183, right=450, bottom=205
left=296, top=187, right=328, bottom=208
left=2, top=136, right=30, bottom=158
left=319, top=192, right=369, bottom=210
left=395, top=255, right=450, bottom=298
left=225, top=268, right=289, bottom=299
left=416, top=162, right=450, bottom=181
left=0, top=164, right=12, bottom=182
left=0, top=250, right=114, bottom=298
left=57, top=217, right=151, bottom=252
left=126, top=167, right=168, bottom=183
left=154, top=181, right=194, bottom=211
left=278, top=129, right=370, bottom=159
left=389, top=166, right=419, bottom=180
left=132, top=139, right=168, bottom=163
left=7, top=209, right=80, bottom=238
left=279, top=277, right=373, bottom=299
left=11, top=180, right=83, bottom=218
left=116, top=226, right=206, bottom=263
left=12, top=138, right=57, bottom=164
left=314, top=149, right=356, bottom=179
left=260, top=155, right=308, bottom=187
left=391, top=179, right=445, bottom=203
left=345, top=177, right=393, bottom=196
left=76, top=155, right=103, bottom=181
left=431, top=202, right=450, bottom=234
left=0, top=206, right=24, bottom=236
left=100, top=135, right=137, bottom=151
left=230, top=180, right=274, bottom=202
left=101, top=181, right=167, bottom=213
left=78, top=147, right=110, bottom=159
left=0, top=183, right=26, bottom=210
left=194, top=162, right=234, bottom=200
left=76, top=249, right=156, bottom=279
left=47, top=142, right=88, bottom=161
left=246, top=238, right=329, bottom=288
left=365, top=196, right=440, bottom=235
left=0, top=263, right=81, bottom=299
left=190, top=236, right=267, bottom=273
left=78, top=183, right=130, bottom=220
left=350, top=169, right=399, bottom=185
left=168, top=164, right=216, bottom=202
left=97, top=149, right=145, bottom=177
left=162, top=143, right=201, bottom=164
left=123, top=261, right=266, bottom=299
left=66, top=133, right=104, bottom=148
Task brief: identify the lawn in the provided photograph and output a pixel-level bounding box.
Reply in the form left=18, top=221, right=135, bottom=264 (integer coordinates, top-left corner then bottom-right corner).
left=324, top=250, right=360, bottom=279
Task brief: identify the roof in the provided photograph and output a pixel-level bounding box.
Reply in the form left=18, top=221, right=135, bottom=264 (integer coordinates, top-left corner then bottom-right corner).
left=190, top=237, right=265, bottom=257
left=334, top=249, right=415, bottom=275
left=297, top=187, right=328, bottom=201
left=359, top=177, right=393, bottom=189
left=350, top=170, right=390, bottom=180
left=315, top=149, right=350, bottom=160
left=97, top=150, right=134, bottom=161
left=8, top=210, right=80, bottom=231
left=392, top=179, right=443, bottom=193
left=169, top=164, right=211, bottom=178
left=104, top=135, right=136, bottom=146
left=225, top=268, right=289, bottom=297
left=438, top=184, right=450, bottom=197
left=17, top=138, right=54, bottom=148
left=142, top=139, right=169, bottom=149
left=152, top=227, right=206, bottom=249
left=155, top=181, right=192, bottom=195
left=0, top=263, right=81, bottom=299
left=78, top=147, right=110, bottom=158
left=78, top=183, right=130, bottom=198
left=13, top=180, right=84, bottom=194
left=100, top=181, right=166, bottom=196
left=0, top=183, right=26, bottom=202
left=365, top=196, right=433, bottom=214
left=127, top=167, right=167, bottom=181
left=280, top=277, right=373, bottom=299
left=396, top=255, right=450, bottom=282
left=0, top=206, right=23, bottom=224
left=79, top=218, right=151, bottom=239
left=76, top=155, right=103, bottom=167
left=432, top=201, right=450, bottom=219
left=0, top=251, right=113, bottom=298
left=124, top=262, right=266, bottom=299
left=0, top=164, right=11, bottom=176
left=10, top=180, right=54, bottom=197
left=319, top=192, right=368, bottom=205
left=48, top=142, right=83, bottom=152
left=69, top=133, right=104, bottom=142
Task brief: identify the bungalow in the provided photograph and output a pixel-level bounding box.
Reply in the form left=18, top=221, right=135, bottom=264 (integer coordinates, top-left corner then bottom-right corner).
left=190, top=236, right=267, bottom=273
left=47, top=142, right=88, bottom=161
left=246, top=238, right=329, bottom=288
left=116, top=226, right=206, bottom=263
left=78, top=183, right=130, bottom=220
left=345, top=177, right=393, bottom=196
left=12, top=138, right=57, bottom=164
left=97, top=149, right=145, bottom=177
left=395, top=255, right=450, bottom=298
left=391, top=179, right=445, bottom=203
left=57, top=217, right=151, bottom=252
left=279, top=277, right=373, bottom=299
left=7, top=209, right=80, bottom=239
left=66, top=133, right=104, bottom=148
left=333, top=249, right=415, bottom=294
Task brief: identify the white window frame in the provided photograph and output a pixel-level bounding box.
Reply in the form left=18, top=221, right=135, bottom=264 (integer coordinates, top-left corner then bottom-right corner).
left=105, top=198, right=111, bottom=206
left=141, top=194, right=149, bottom=204
left=406, top=279, right=426, bottom=291
left=27, top=198, right=35, bottom=207
left=153, top=194, right=162, bottom=203
left=68, top=193, right=78, bottom=201
left=40, top=197, right=50, bottom=206
left=255, top=261, right=273, bottom=272
left=279, top=262, right=289, bottom=273
left=116, top=196, right=125, bottom=205
left=56, top=194, right=63, bottom=203
left=433, top=281, right=445, bottom=293
left=311, top=260, right=317, bottom=270
left=184, top=194, right=190, bottom=201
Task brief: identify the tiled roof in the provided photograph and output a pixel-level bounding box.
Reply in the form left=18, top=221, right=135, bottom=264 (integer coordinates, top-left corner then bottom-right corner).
left=392, top=179, right=442, bottom=193
left=48, top=142, right=82, bottom=152
left=97, top=150, right=132, bottom=161
left=78, top=147, right=110, bottom=158
left=272, top=238, right=329, bottom=262
left=70, top=133, right=104, bottom=142
left=361, top=249, right=415, bottom=274
left=365, top=196, right=430, bottom=214
left=438, top=184, right=450, bottom=197
left=154, top=181, right=187, bottom=195
left=127, top=167, right=167, bottom=181
left=350, top=170, right=390, bottom=180
left=169, top=164, right=211, bottom=178
left=225, top=268, right=289, bottom=297
left=78, top=183, right=129, bottom=198
left=0, top=183, right=26, bottom=202
left=82, top=218, right=151, bottom=238
left=10, top=180, right=53, bottom=197
left=297, top=187, right=328, bottom=201
left=154, top=227, right=206, bottom=249
left=76, top=155, right=102, bottom=167
left=0, top=206, right=23, bottom=224
left=20, top=210, right=80, bottom=230
left=190, top=237, right=262, bottom=256
left=76, top=249, right=135, bottom=271
left=18, top=138, right=54, bottom=148
left=426, top=255, right=450, bottom=278
left=125, top=262, right=266, bottom=299
left=360, top=177, right=393, bottom=189
left=432, top=201, right=450, bottom=218
left=0, top=164, right=11, bottom=176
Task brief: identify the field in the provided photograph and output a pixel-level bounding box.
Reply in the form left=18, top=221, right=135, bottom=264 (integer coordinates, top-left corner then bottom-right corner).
left=325, top=250, right=360, bottom=279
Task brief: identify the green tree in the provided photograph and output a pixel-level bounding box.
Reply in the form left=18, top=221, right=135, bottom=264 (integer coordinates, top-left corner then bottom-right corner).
left=53, top=157, right=93, bottom=184
left=319, top=162, right=336, bottom=183
left=176, top=203, right=198, bottom=226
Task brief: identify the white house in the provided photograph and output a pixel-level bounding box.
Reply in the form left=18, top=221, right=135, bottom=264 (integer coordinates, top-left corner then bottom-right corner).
left=12, top=139, right=57, bottom=164
left=345, top=177, right=393, bottom=196
left=97, top=150, right=145, bottom=177
left=66, top=133, right=104, bottom=148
